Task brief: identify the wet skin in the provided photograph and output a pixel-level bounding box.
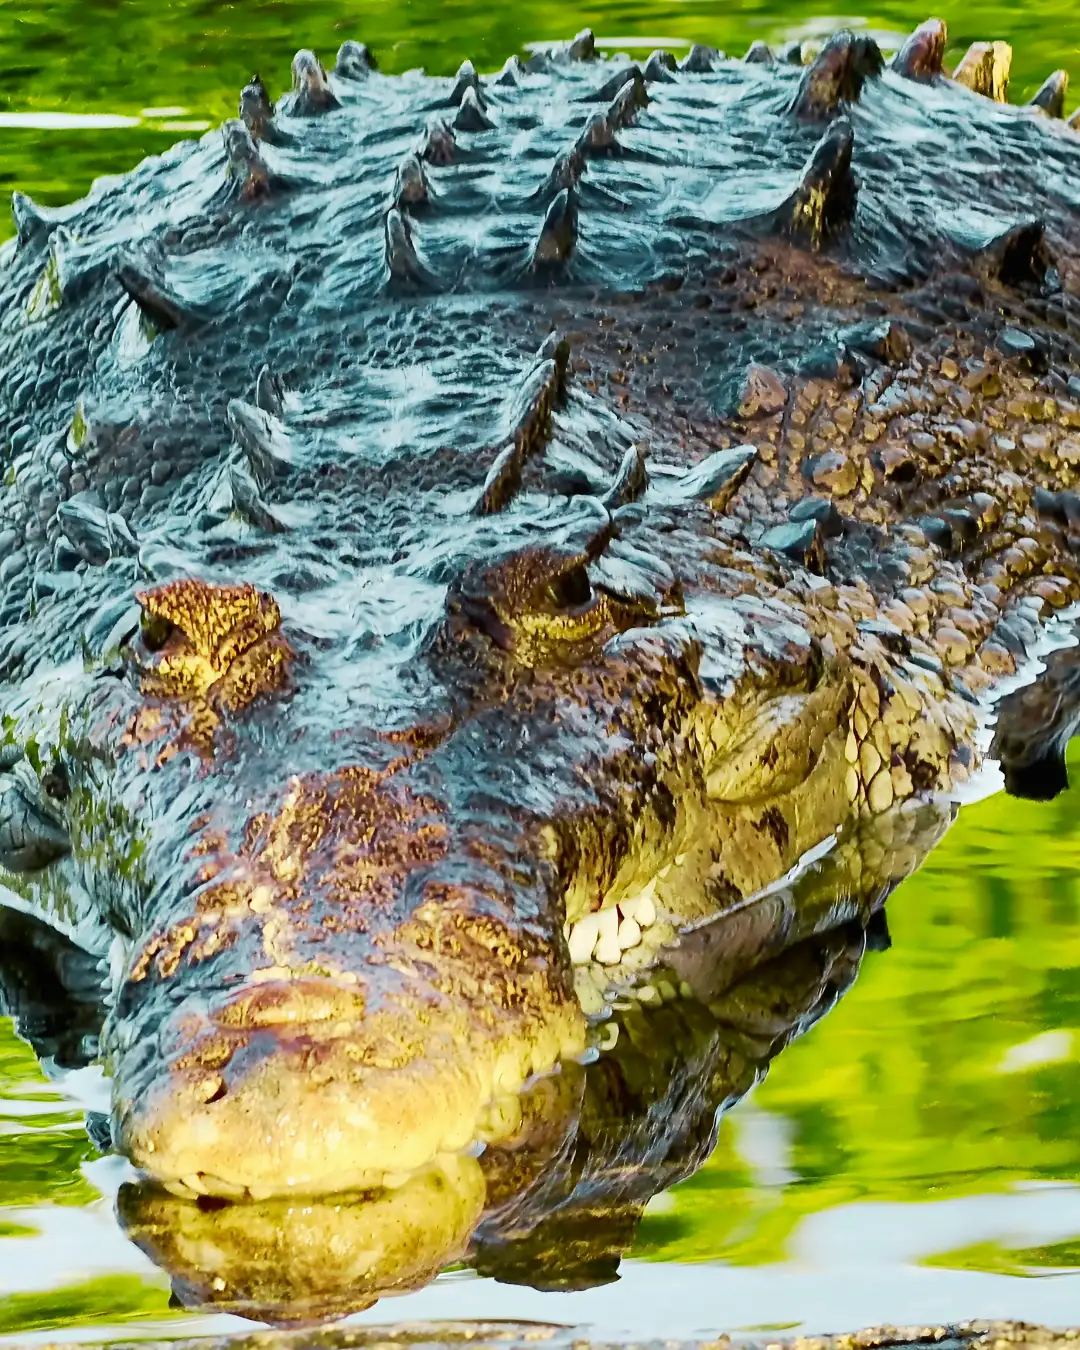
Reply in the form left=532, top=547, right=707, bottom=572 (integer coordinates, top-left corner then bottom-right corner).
left=3, top=19, right=1080, bottom=1218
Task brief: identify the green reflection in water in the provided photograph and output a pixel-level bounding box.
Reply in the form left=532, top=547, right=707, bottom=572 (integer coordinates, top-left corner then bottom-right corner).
left=635, top=741, right=1080, bottom=1274
left=0, top=1275, right=171, bottom=1337
left=2, top=0, right=1080, bottom=234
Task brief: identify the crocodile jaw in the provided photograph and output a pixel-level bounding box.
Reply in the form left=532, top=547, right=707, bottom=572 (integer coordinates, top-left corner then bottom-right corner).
left=112, top=970, right=586, bottom=1199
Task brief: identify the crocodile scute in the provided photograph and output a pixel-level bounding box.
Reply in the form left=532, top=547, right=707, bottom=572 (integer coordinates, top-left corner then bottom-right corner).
left=2, top=19, right=1080, bottom=1210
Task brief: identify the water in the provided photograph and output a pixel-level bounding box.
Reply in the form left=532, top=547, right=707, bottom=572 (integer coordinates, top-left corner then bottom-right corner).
left=3, top=0, right=1080, bottom=1339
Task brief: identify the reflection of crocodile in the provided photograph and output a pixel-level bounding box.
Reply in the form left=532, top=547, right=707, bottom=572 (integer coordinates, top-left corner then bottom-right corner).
left=3, top=799, right=944, bottom=1319
left=3, top=15, right=1080, bottom=1224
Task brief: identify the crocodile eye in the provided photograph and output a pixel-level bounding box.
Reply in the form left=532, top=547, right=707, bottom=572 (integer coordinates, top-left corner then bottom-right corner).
left=542, top=564, right=592, bottom=611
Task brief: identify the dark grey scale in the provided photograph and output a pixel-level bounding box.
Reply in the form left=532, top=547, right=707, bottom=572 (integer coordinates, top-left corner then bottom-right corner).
left=890, top=18, right=946, bottom=80
left=580, top=65, right=645, bottom=104
left=287, top=49, right=341, bottom=115
left=495, top=55, right=525, bottom=87
left=535, top=146, right=586, bottom=205
left=777, top=41, right=803, bottom=65
left=600, top=445, right=647, bottom=508
left=680, top=45, right=721, bottom=73
left=334, top=40, right=377, bottom=80
left=997, top=325, right=1050, bottom=373
left=447, top=60, right=484, bottom=108
left=577, top=111, right=617, bottom=154
left=941, top=508, right=979, bottom=546
left=760, top=519, right=827, bottom=573
left=643, top=51, right=678, bottom=84
left=239, top=75, right=275, bottom=141
left=788, top=31, right=883, bottom=120
left=421, top=119, right=457, bottom=166
left=454, top=87, right=494, bottom=133
left=917, top=516, right=955, bottom=552
left=221, top=119, right=273, bottom=198
left=533, top=190, right=578, bottom=268
left=1028, top=71, right=1068, bottom=118
left=743, top=41, right=774, bottom=64
left=567, top=29, right=596, bottom=60
left=10, top=191, right=56, bottom=248
left=608, top=77, right=648, bottom=131
left=789, top=496, right=843, bottom=537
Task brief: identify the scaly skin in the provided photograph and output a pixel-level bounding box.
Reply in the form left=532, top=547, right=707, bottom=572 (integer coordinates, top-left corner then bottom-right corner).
left=2, top=21, right=1080, bottom=1207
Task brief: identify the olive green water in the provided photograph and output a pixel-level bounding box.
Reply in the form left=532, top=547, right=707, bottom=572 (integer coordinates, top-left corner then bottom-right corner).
left=4, top=0, right=1080, bottom=1339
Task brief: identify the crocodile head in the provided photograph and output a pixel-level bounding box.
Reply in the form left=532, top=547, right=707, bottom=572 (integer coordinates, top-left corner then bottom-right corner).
left=1, top=20, right=1080, bottom=1207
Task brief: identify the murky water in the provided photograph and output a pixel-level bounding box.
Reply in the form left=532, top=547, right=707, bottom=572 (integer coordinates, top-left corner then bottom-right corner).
left=3, top=0, right=1080, bottom=1339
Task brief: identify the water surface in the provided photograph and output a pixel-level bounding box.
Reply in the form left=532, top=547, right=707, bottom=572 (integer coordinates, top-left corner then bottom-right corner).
left=3, top=0, right=1080, bottom=1339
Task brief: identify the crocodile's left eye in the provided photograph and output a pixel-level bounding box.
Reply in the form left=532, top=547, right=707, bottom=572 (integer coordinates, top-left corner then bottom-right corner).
left=541, top=563, right=592, bottom=612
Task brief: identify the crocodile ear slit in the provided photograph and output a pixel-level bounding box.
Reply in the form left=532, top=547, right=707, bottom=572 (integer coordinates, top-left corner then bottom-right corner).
left=891, top=19, right=947, bottom=81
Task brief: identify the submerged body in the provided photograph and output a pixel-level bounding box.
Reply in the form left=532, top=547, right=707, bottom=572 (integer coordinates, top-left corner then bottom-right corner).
left=2, top=18, right=1080, bottom=1234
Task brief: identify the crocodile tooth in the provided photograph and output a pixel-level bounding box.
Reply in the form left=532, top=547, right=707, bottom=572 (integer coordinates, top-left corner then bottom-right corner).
left=222, top=118, right=273, bottom=199
left=568, top=28, right=596, bottom=60
left=580, top=65, right=645, bottom=104
left=421, top=118, right=456, bottom=166
left=602, top=445, right=648, bottom=508
left=115, top=250, right=202, bottom=330
left=778, top=40, right=804, bottom=65
left=643, top=50, right=677, bottom=83
left=227, top=398, right=292, bottom=479
left=650, top=444, right=758, bottom=511
left=395, top=152, right=430, bottom=207
left=335, top=40, right=377, bottom=80
left=238, top=74, right=275, bottom=141
left=448, top=59, right=484, bottom=108
left=0, top=769, right=70, bottom=873
left=744, top=41, right=774, bottom=64
left=891, top=18, right=947, bottom=81
left=255, top=366, right=286, bottom=419
left=454, top=86, right=494, bottom=133
left=679, top=43, right=721, bottom=73
left=495, top=54, right=525, bottom=86
left=533, top=188, right=578, bottom=268
left=1028, top=70, right=1069, bottom=118
left=952, top=40, right=1011, bottom=101
left=384, top=207, right=430, bottom=284
left=783, top=117, right=857, bottom=248
left=789, top=31, right=883, bottom=119
left=289, top=49, right=341, bottom=114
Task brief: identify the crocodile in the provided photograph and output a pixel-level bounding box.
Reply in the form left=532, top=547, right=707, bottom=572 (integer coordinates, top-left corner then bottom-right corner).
left=3, top=15, right=1080, bottom=1239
